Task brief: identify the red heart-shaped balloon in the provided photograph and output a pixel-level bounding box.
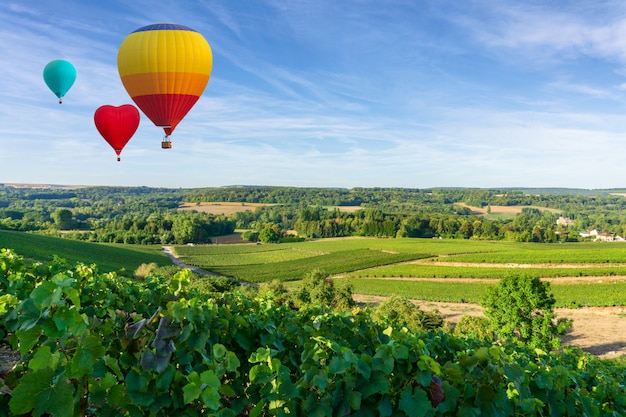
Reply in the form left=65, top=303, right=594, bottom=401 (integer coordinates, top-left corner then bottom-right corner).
left=94, top=104, right=140, bottom=161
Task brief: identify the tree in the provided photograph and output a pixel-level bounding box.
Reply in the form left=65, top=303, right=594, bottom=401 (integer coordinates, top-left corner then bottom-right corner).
left=258, top=223, right=282, bottom=243
left=371, top=296, right=444, bottom=333
left=294, top=269, right=355, bottom=310
left=52, top=208, right=75, bottom=230
left=481, top=274, right=572, bottom=351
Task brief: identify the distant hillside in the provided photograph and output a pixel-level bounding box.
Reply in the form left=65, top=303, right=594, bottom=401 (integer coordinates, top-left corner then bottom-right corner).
left=6, top=183, right=626, bottom=195
left=429, top=186, right=626, bottom=196
left=497, top=187, right=626, bottom=196
left=0, top=230, right=170, bottom=273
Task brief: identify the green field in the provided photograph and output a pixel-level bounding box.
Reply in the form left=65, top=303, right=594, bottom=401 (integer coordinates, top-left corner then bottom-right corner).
left=0, top=230, right=169, bottom=273
left=3, top=230, right=626, bottom=307
left=339, top=278, right=626, bottom=307
left=174, top=241, right=428, bottom=282
left=174, top=238, right=626, bottom=306
left=173, top=238, right=626, bottom=280
left=346, top=263, right=626, bottom=279
left=429, top=242, right=626, bottom=264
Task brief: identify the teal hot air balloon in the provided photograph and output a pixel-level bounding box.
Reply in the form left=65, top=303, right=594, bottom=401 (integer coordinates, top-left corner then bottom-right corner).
left=43, top=60, right=76, bottom=104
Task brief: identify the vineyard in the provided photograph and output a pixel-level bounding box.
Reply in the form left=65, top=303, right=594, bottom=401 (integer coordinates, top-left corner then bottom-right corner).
left=0, top=230, right=169, bottom=273
left=342, top=278, right=626, bottom=307
left=1, top=248, right=626, bottom=416
left=173, top=238, right=626, bottom=307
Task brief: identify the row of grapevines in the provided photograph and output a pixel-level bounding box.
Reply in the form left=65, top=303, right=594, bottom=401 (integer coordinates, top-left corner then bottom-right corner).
left=1, top=248, right=625, bottom=416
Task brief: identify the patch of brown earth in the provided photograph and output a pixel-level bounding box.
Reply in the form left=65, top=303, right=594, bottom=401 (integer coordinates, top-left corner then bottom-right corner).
left=353, top=294, right=626, bottom=359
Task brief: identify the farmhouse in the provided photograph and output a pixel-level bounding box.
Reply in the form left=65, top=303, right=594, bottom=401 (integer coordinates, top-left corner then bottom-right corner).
left=556, top=216, right=574, bottom=227
left=579, top=229, right=624, bottom=242
left=596, top=232, right=616, bottom=242
left=579, top=229, right=601, bottom=238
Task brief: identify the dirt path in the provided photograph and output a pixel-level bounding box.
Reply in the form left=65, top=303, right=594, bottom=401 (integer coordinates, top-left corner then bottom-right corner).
left=353, top=294, right=626, bottom=358
left=162, top=246, right=257, bottom=287
left=162, top=246, right=217, bottom=276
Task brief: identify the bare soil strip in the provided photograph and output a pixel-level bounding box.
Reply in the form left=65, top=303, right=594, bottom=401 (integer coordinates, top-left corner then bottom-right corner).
left=417, top=260, right=626, bottom=268
left=353, top=295, right=626, bottom=359
left=341, top=276, right=626, bottom=284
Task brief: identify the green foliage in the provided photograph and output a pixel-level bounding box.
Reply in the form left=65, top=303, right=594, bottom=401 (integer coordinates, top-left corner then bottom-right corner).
left=294, top=269, right=356, bottom=310
left=134, top=262, right=159, bottom=279
left=371, top=296, right=444, bottom=332
left=258, top=279, right=291, bottom=305
left=481, top=274, right=573, bottom=351
left=453, top=315, right=494, bottom=340
left=0, top=249, right=625, bottom=416
left=51, top=208, right=75, bottom=230
left=8, top=184, right=626, bottom=245
left=241, top=230, right=259, bottom=242
left=258, top=223, right=282, bottom=243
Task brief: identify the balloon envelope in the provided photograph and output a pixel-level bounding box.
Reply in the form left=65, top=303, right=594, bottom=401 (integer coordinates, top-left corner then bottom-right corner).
left=43, top=60, right=76, bottom=103
left=117, top=23, right=213, bottom=138
left=94, top=105, right=140, bottom=161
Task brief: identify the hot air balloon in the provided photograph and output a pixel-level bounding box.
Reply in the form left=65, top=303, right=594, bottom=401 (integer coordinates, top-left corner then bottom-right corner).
left=94, top=105, right=140, bottom=161
left=43, top=60, right=76, bottom=104
left=117, top=23, right=213, bottom=149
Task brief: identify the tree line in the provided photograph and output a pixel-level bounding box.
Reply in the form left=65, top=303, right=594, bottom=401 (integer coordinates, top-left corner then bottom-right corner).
left=4, top=184, right=626, bottom=244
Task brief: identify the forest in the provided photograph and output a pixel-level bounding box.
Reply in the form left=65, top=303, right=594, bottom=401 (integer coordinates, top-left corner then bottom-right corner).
left=3, top=184, right=626, bottom=244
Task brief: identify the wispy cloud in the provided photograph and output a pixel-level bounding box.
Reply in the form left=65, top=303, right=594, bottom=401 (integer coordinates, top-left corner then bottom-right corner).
left=2, top=1, right=626, bottom=188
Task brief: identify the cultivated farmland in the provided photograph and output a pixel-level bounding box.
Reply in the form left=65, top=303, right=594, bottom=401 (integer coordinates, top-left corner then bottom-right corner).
left=172, top=237, right=626, bottom=308
left=0, top=230, right=168, bottom=272
left=177, top=201, right=274, bottom=216
left=172, top=237, right=626, bottom=358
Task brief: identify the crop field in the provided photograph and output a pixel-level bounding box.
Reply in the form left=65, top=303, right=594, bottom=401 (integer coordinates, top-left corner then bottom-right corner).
left=177, top=202, right=274, bottom=216
left=428, top=242, right=626, bottom=263
left=340, top=278, right=626, bottom=307
left=174, top=237, right=626, bottom=306
left=0, top=230, right=169, bottom=272
left=456, top=203, right=562, bottom=217
left=346, top=263, right=626, bottom=279
left=175, top=247, right=327, bottom=266
left=174, top=243, right=427, bottom=282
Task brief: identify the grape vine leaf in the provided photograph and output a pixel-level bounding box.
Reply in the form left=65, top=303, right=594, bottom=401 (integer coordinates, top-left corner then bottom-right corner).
left=28, top=345, right=60, bottom=371
left=16, top=325, right=42, bottom=354
left=399, top=385, right=433, bottom=417
left=70, top=334, right=106, bottom=377
left=9, top=368, right=74, bottom=417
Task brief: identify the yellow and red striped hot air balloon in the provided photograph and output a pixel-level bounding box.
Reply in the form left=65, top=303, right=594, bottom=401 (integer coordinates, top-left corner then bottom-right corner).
left=117, top=23, right=213, bottom=148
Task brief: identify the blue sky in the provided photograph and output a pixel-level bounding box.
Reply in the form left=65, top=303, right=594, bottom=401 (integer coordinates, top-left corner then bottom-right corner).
left=3, top=1, right=626, bottom=189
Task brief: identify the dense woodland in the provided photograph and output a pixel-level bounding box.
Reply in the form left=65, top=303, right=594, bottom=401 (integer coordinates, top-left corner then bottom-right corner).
left=3, top=184, right=626, bottom=244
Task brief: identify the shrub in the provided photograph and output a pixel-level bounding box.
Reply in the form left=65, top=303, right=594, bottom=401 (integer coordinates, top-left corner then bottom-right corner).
left=453, top=315, right=493, bottom=340
left=241, top=230, right=259, bottom=242
left=258, top=279, right=292, bottom=305
left=294, top=269, right=356, bottom=310
left=371, top=295, right=444, bottom=332
left=134, top=262, right=159, bottom=279
left=188, top=276, right=241, bottom=294
left=481, top=274, right=572, bottom=351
